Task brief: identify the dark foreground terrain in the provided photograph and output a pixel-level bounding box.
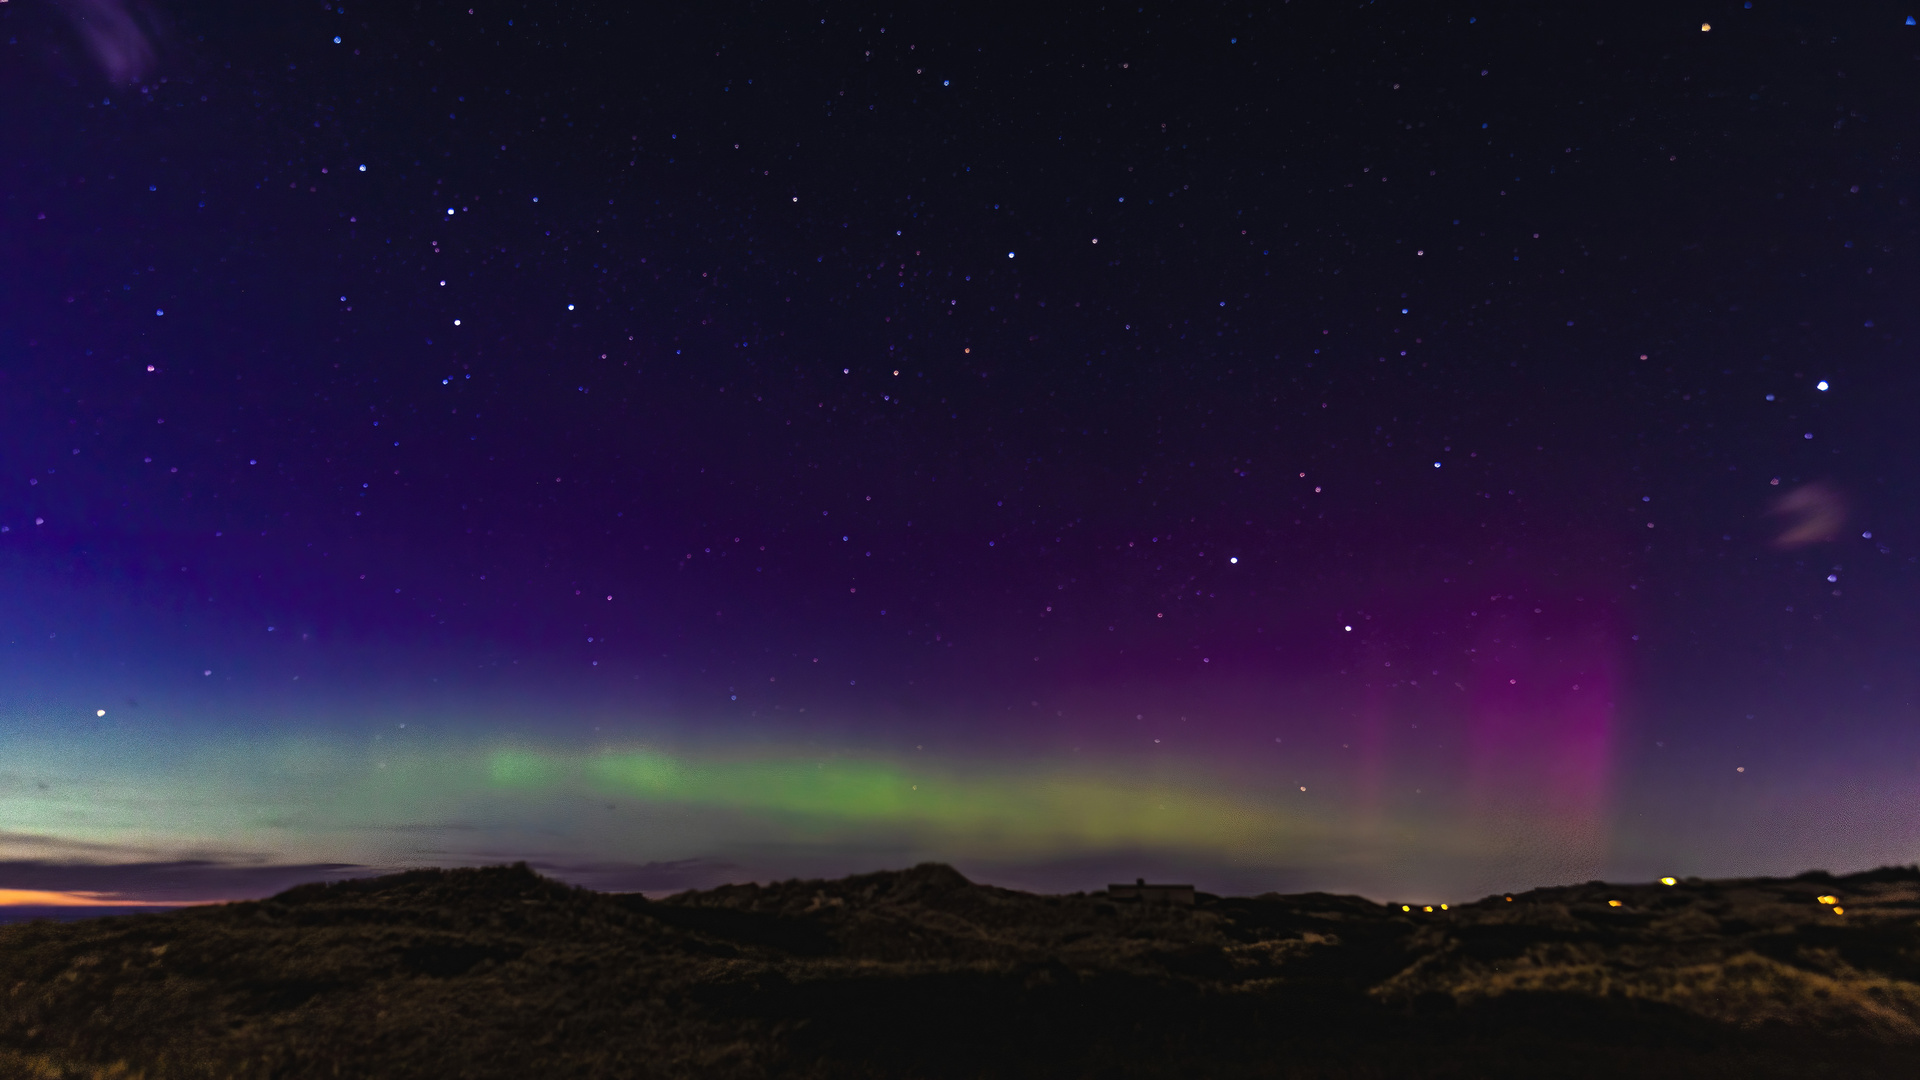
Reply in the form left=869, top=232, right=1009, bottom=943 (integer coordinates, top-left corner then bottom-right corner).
left=1, top=863, right=1917, bottom=1078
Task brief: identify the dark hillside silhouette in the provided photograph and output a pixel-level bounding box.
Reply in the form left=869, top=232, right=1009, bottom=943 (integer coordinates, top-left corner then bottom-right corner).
left=1, top=863, right=1917, bottom=1077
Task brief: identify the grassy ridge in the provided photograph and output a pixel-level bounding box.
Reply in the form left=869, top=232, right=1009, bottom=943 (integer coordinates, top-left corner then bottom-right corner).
left=0, top=863, right=1916, bottom=1077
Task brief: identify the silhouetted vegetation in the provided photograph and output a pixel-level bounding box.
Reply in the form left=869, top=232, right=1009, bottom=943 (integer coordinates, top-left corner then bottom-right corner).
left=2, top=862, right=1918, bottom=1077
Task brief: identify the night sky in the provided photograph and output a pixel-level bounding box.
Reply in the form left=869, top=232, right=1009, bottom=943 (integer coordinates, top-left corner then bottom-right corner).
left=4, top=0, right=1920, bottom=909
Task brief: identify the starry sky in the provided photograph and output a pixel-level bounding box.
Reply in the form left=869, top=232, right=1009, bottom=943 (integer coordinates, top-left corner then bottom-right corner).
left=4, top=0, right=1919, bottom=909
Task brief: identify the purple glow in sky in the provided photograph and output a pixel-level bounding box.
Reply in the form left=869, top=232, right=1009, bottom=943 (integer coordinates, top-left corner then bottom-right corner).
left=2, top=0, right=1918, bottom=910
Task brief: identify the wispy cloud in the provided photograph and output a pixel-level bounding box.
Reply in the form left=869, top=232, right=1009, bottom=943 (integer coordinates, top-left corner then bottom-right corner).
left=0, top=860, right=368, bottom=904
left=56, top=0, right=163, bottom=84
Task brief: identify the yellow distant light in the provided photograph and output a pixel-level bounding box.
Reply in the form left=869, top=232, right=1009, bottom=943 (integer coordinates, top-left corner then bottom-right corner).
left=1833, top=906, right=1845, bottom=915
left=1401, top=905, right=1411, bottom=912
left=1660, top=877, right=1677, bottom=886
left=1700, top=22, right=1711, bottom=31
left=1440, top=904, right=1449, bottom=911
left=1504, top=895, right=1513, bottom=902
left=1608, top=900, right=1623, bottom=908
left=1423, top=905, right=1433, bottom=913
left=1816, top=895, right=1838, bottom=905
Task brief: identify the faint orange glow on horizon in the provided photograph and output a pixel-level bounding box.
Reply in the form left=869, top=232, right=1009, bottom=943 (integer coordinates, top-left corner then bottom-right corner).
left=0, top=889, right=226, bottom=908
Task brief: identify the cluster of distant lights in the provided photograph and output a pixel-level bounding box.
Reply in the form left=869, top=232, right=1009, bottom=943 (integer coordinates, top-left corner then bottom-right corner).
left=1398, top=877, right=1849, bottom=916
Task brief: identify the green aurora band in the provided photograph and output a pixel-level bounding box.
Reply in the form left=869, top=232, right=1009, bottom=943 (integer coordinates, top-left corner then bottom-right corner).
left=0, top=730, right=1511, bottom=885
left=490, top=746, right=1300, bottom=854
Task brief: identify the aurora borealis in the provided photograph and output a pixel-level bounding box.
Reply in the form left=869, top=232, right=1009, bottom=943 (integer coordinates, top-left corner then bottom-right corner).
left=4, top=0, right=1920, bottom=910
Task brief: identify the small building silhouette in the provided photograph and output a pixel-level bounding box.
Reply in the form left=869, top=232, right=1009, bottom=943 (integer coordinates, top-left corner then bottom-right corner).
left=1106, top=878, right=1195, bottom=905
